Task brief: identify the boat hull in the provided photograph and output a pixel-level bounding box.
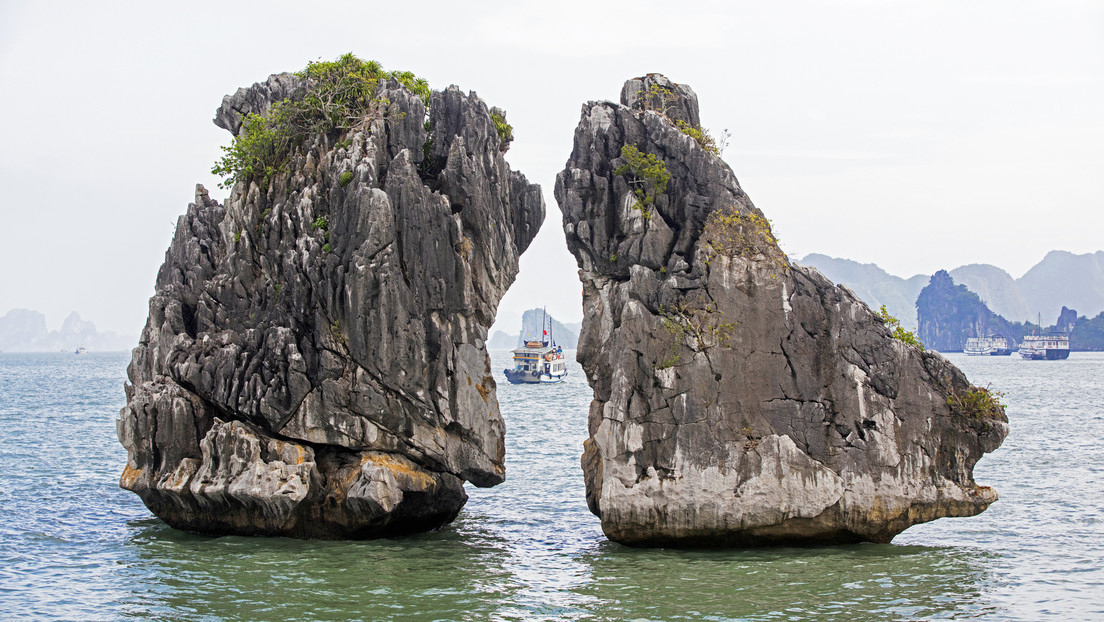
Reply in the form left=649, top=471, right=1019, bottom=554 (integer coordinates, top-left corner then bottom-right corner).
left=1020, top=348, right=1070, bottom=360
left=503, top=369, right=567, bottom=384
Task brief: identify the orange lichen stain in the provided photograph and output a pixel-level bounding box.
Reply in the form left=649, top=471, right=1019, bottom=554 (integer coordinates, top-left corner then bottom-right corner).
left=338, top=457, right=369, bottom=491
left=476, top=376, right=492, bottom=402
left=121, top=464, right=142, bottom=489
left=467, top=375, right=472, bottom=386
left=365, top=454, right=435, bottom=489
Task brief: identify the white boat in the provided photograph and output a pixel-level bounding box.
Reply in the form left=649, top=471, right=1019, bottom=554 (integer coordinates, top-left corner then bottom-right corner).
left=503, top=310, right=568, bottom=384
left=1019, top=334, right=1070, bottom=360
left=964, top=335, right=1013, bottom=356
left=74, top=346, right=88, bottom=355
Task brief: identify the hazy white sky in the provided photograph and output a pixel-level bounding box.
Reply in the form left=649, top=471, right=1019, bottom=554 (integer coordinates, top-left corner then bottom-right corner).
left=1, top=0, right=1101, bottom=335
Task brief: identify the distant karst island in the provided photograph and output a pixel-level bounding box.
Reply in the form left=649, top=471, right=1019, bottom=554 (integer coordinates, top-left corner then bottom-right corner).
left=489, top=308, right=580, bottom=349
left=0, top=309, right=136, bottom=352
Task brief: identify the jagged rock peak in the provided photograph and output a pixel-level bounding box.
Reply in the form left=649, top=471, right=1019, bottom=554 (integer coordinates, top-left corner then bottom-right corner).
left=620, top=74, right=700, bottom=128
left=213, top=72, right=304, bottom=135
left=557, top=74, right=1007, bottom=547
left=118, top=61, right=544, bottom=539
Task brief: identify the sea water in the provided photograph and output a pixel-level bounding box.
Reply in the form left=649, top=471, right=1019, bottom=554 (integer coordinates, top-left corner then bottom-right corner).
left=0, top=350, right=1102, bottom=620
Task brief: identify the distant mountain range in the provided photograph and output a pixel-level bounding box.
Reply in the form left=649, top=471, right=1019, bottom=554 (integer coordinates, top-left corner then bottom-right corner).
left=799, top=250, right=1104, bottom=330
left=799, top=254, right=928, bottom=330
left=488, top=308, right=580, bottom=349
left=0, top=309, right=136, bottom=352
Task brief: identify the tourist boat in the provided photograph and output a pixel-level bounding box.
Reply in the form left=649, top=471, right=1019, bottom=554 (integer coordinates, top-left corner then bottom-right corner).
left=1019, top=333, right=1070, bottom=360
left=503, top=311, right=568, bottom=384
left=503, top=340, right=567, bottom=384
left=964, top=335, right=1013, bottom=356
left=74, top=346, right=87, bottom=355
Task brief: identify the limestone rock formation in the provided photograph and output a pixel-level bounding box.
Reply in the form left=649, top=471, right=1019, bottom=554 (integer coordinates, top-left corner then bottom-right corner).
left=118, top=69, right=543, bottom=538
left=556, top=74, right=1007, bottom=546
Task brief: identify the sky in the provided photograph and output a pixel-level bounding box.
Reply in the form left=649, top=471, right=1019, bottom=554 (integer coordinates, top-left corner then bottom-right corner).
left=0, top=0, right=1101, bottom=336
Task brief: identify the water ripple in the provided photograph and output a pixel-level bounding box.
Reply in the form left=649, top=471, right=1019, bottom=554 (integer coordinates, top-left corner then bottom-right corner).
left=1, top=351, right=1103, bottom=620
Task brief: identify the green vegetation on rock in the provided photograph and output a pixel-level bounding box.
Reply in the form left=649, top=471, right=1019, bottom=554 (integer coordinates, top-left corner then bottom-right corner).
left=659, top=295, right=735, bottom=355
left=701, top=206, right=787, bottom=273
left=675, top=119, right=718, bottom=154
left=636, top=82, right=720, bottom=155
left=947, top=384, right=1005, bottom=422
left=490, top=110, right=513, bottom=152
left=878, top=305, right=925, bottom=349
left=639, top=83, right=679, bottom=116
left=614, top=144, right=669, bottom=219
left=212, top=53, right=429, bottom=191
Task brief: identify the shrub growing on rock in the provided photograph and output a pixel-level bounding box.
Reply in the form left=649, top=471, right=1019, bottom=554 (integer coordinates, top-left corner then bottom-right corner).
left=212, top=54, right=429, bottom=190
left=947, top=384, right=1005, bottom=422
left=878, top=304, right=925, bottom=349
left=614, top=144, right=669, bottom=219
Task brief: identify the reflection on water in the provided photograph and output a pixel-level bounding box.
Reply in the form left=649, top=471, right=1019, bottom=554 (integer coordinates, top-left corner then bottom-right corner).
left=577, top=542, right=997, bottom=621
left=122, top=520, right=516, bottom=620
left=2, top=351, right=1103, bottom=620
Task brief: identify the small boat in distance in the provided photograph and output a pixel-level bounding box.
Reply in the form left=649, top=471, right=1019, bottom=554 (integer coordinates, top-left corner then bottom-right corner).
left=503, top=309, right=567, bottom=384
left=74, top=346, right=87, bottom=355
left=964, top=335, right=1013, bottom=356
left=1019, top=333, right=1070, bottom=360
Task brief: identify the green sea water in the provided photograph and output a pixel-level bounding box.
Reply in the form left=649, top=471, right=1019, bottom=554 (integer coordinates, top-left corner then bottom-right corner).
left=1, top=350, right=1101, bottom=620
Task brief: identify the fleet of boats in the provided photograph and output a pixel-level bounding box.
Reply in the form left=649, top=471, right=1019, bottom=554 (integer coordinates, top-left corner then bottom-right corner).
left=497, top=314, right=1076, bottom=384
left=961, top=333, right=1071, bottom=360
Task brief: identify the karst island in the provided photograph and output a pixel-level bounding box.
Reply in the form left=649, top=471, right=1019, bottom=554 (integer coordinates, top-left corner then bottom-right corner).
left=117, top=55, right=543, bottom=537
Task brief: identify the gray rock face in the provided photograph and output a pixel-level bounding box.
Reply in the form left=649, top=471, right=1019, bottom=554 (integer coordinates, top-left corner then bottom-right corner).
left=213, top=72, right=304, bottom=135
left=556, top=75, right=1007, bottom=546
left=798, top=253, right=928, bottom=331
left=118, top=73, right=543, bottom=538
